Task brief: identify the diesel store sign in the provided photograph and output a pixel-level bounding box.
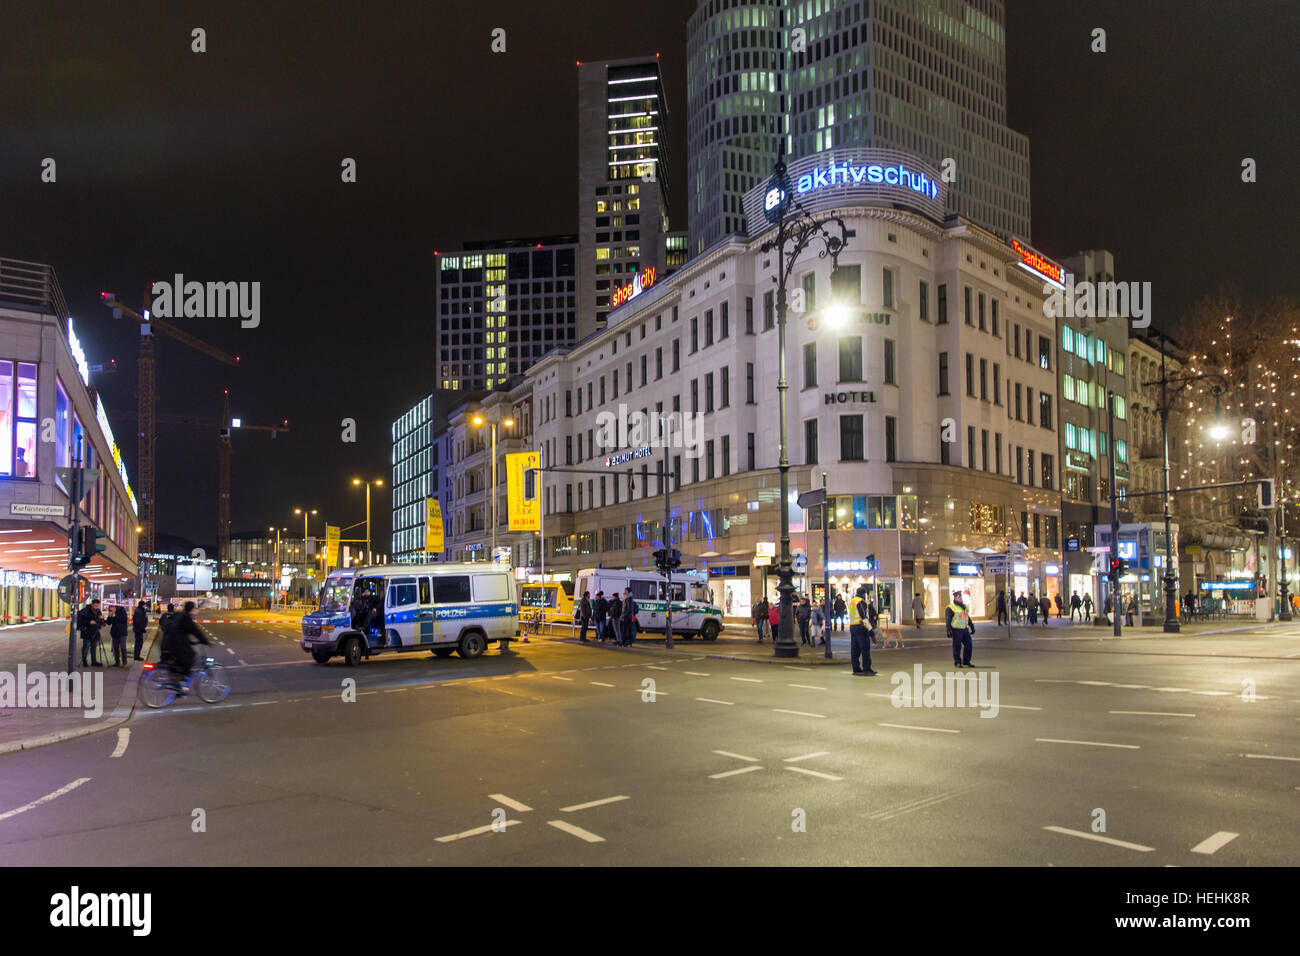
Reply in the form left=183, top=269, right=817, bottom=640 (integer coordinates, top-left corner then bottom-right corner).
left=825, top=391, right=876, bottom=404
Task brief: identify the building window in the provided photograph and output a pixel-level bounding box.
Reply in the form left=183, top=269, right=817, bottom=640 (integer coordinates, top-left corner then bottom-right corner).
left=1027, top=449, right=1036, bottom=487
left=745, top=296, right=754, bottom=334
left=838, top=336, right=863, bottom=382
left=763, top=291, right=775, bottom=330
left=1040, top=393, right=1053, bottom=429
left=885, top=416, right=897, bottom=463
left=1015, top=383, right=1023, bottom=420
left=981, top=429, right=989, bottom=471
left=690, top=379, right=698, bottom=414
left=1039, top=335, right=1052, bottom=371
left=919, top=281, right=929, bottom=321
left=882, top=268, right=894, bottom=309
left=720, top=366, right=730, bottom=407
left=840, top=415, right=864, bottom=461
left=991, top=299, right=999, bottom=336
left=979, top=358, right=988, bottom=400
left=993, top=364, right=1001, bottom=404
left=965, top=353, right=975, bottom=397
left=884, top=339, right=896, bottom=385
left=967, top=426, right=976, bottom=469
left=705, top=373, right=715, bottom=412
left=2, top=362, right=39, bottom=477
left=940, top=431, right=951, bottom=465
left=691, top=316, right=699, bottom=353
left=963, top=286, right=973, bottom=325
left=720, top=301, right=730, bottom=340
left=802, top=272, right=816, bottom=313
left=804, top=419, right=818, bottom=465
left=672, top=339, right=680, bottom=372
left=995, top=433, right=1002, bottom=473
left=1042, top=453, right=1055, bottom=490
left=747, top=432, right=755, bottom=471
left=706, top=439, right=715, bottom=480
left=656, top=348, right=663, bottom=379
left=978, top=292, right=986, bottom=330
left=746, top=363, right=755, bottom=403
left=641, top=355, right=647, bottom=387
left=832, top=264, right=861, bottom=305
left=804, top=342, right=817, bottom=388
left=938, top=352, right=949, bottom=395
left=705, top=309, right=714, bottom=347
left=937, top=284, right=948, bottom=324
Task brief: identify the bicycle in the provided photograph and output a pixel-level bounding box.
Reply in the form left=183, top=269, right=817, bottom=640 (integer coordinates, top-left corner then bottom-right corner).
left=522, top=609, right=545, bottom=635
left=139, top=655, right=232, bottom=708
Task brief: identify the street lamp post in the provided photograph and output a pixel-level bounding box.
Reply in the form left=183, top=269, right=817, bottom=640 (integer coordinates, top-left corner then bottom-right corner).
left=352, top=479, right=384, bottom=565
left=294, top=507, right=319, bottom=578
left=472, top=412, right=515, bottom=563
left=760, top=147, right=848, bottom=658
left=1156, top=342, right=1180, bottom=632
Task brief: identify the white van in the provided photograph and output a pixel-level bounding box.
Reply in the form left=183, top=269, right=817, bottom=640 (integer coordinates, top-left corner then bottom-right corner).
left=574, top=568, right=724, bottom=641
left=300, top=563, right=519, bottom=665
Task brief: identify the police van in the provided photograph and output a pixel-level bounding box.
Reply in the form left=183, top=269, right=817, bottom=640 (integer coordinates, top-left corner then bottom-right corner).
left=300, top=563, right=519, bottom=666
left=574, top=568, right=724, bottom=641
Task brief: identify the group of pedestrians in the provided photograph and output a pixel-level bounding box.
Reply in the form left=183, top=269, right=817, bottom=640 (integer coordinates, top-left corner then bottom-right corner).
left=753, top=594, right=843, bottom=646
left=575, top=589, right=640, bottom=646
left=76, top=598, right=151, bottom=667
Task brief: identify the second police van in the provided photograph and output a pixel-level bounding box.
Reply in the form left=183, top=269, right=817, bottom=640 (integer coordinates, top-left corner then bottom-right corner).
left=573, top=568, right=724, bottom=640
left=300, top=563, right=519, bottom=666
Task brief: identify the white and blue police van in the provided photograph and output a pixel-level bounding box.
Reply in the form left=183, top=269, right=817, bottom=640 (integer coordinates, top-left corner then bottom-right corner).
left=300, top=563, right=519, bottom=666
left=573, top=568, right=724, bottom=640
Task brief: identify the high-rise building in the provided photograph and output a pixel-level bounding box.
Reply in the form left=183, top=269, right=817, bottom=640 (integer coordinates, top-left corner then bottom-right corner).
left=434, top=236, right=579, bottom=392
left=686, top=0, right=1031, bottom=254
left=577, top=57, right=674, bottom=334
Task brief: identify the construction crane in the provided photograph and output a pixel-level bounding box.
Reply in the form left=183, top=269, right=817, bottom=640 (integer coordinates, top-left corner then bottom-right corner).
left=99, top=291, right=286, bottom=578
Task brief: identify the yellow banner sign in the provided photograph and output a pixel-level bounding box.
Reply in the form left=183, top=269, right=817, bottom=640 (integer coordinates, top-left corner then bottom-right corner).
left=324, top=525, right=340, bottom=567
left=507, top=451, right=540, bottom=531
left=425, top=498, right=444, bottom=554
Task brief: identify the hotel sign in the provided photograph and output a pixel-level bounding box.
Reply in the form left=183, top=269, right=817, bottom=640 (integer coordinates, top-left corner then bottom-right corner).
left=611, top=266, right=657, bottom=308
left=1011, top=238, right=1065, bottom=289
left=604, top=446, right=653, bottom=468
left=824, top=390, right=876, bottom=405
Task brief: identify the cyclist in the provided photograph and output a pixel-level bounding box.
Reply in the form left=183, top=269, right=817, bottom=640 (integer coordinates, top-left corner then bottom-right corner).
left=160, top=601, right=212, bottom=691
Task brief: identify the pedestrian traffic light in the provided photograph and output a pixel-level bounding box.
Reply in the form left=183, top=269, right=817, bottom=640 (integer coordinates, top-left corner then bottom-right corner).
left=1109, top=556, right=1125, bottom=584
left=75, top=525, right=108, bottom=569
left=653, top=548, right=682, bottom=572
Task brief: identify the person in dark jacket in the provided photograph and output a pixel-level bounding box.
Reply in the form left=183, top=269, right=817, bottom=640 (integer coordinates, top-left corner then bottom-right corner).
left=995, top=590, right=1008, bottom=625
left=867, top=600, right=881, bottom=647
left=620, top=588, right=638, bottom=646
left=833, top=594, right=847, bottom=633
left=132, top=601, right=149, bottom=661
left=110, top=605, right=129, bottom=667
left=77, top=599, right=104, bottom=667
left=753, top=597, right=770, bottom=641
left=578, top=591, right=592, bottom=642
left=161, top=601, right=211, bottom=681
left=367, top=588, right=384, bottom=644
left=796, top=597, right=812, bottom=645
left=592, top=591, right=609, bottom=642
left=609, top=593, right=622, bottom=636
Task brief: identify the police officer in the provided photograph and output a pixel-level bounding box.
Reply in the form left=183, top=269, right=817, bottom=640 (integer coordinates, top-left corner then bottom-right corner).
left=850, top=586, right=878, bottom=676
left=946, top=592, right=975, bottom=667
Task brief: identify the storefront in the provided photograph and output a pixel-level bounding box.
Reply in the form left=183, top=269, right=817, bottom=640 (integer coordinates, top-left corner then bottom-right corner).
left=948, top=562, right=988, bottom=619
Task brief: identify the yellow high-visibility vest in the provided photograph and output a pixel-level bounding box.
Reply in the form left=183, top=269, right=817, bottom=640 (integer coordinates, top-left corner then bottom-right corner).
left=948, top=603, right=970, bottom=630
left=854, top=599, right=870, bottom=626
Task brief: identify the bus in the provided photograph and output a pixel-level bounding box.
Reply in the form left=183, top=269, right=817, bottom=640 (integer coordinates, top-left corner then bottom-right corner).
left=520, top=580, right=575, bottom=625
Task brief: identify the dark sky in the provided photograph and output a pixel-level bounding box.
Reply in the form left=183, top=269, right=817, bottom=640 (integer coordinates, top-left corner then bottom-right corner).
left=2, top=0, right=1295, bottom=551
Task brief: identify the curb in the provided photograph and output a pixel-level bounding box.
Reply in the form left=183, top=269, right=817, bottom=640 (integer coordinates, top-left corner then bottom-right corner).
left=539, top=634, right=848, bottom=666
left=0, top=626, right=161, bottom=757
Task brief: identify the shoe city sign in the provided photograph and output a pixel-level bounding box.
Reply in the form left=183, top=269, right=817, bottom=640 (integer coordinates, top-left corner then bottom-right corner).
left=611, top=266, right=657, bottom=308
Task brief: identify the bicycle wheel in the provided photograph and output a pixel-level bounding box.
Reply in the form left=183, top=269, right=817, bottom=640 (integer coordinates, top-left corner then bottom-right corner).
left=196, top=663, right=232, bottom=703
left=139, top=668, right=178, bottom=708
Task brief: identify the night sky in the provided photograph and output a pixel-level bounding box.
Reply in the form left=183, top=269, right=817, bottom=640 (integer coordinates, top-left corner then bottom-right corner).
left=2, top=0, right=1295, bottom=551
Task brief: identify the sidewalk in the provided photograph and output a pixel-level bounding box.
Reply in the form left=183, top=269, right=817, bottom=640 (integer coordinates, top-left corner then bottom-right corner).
left=0, top=620, right=160, bottom=755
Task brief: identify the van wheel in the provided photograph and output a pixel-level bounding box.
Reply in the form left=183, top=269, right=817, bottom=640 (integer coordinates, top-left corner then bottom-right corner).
left=457, top=631, right=486, bottom=659
left=701, top=620, right=720, bottom=641
left=312, top=650, right=332, bottom=664
left=433, top=648, right=454, bottom=658
left=342, top=637, right=363, bottom=666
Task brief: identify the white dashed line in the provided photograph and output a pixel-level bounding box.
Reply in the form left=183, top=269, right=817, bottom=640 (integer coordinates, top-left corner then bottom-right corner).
left=384, top=688, right=408, bottom=694
left=560, top=795, right=630, bottom=813
left=110, top=728, right=130, bottom=759
left=551, top=676, right=573, bottom=681
left=1110, top=710, right=1195, bottom=718
left=783, top=751, right=830, bottom=763
left=785, top=766, right=842, bottom=781
left=696, top=697, right=734, bottom=705
left=683, top=671, right=711, bottom=677
left=488, top=793, right=533, bottom=812
left=1043, top=826, right=1154, bottom=852
left=0, top=778, right=92, bottom=822
left=712, top=750, right=758, bottom=762
left=1036, top=738, right=1139, bottom=750
left=788, top=683, right=826, bottom=691
left=251, top=700, right=278, bottom=706
left=879, top=722, right=959, bottom=734
left=435, top=820, right=520, bottom=842
left=590, top=681, right=615, bottom=688
left=645, top=665, right=668, bottom=671
left=773, top=709, right=826, bottom=718
left=730, top=677, right=764, bottom=683
left=547, top=819, right=605, bottom=843
left=1190, top=831, right=1239, bottom=855
left=709, top=765, right=764, bottom=779
left=1243, top=753, right=1300, bottom=762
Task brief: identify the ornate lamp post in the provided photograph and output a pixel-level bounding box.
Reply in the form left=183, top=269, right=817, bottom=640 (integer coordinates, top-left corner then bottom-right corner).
left=760, top=147, right=849, bottom=658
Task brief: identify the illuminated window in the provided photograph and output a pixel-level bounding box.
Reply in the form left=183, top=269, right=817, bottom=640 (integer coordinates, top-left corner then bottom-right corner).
left=595, top=248, right=610, bottom=260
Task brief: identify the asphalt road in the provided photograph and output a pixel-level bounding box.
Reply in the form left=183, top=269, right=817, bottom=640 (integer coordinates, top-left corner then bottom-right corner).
left=1, top=612, right=1297, bottom=866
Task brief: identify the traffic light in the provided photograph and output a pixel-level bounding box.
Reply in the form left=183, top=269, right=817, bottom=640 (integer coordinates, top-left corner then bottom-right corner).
left=653, top=548, right=682, bottom=572
left=1109, top=556, right=1125, bottom=584
left=73, top=525, right=108, bottom=570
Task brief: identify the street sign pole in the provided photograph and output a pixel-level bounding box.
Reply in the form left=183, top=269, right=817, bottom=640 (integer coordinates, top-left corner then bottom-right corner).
left=65, top=448, right=81, bottom=680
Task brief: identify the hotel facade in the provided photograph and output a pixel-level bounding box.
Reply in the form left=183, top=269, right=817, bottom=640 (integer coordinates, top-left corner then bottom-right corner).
left=431, top=147, right=1066, bottom=621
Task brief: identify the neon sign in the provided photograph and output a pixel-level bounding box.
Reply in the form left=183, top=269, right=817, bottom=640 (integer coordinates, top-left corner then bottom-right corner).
left=612, top=266, right=657, bottom=308
left=68, top=319, right=90, bottom=386
left=796, top=160, right=939, bottom=200
left=605, top=446, right=653, bottom=468
left=1011, top=239, right=1065, bottom=288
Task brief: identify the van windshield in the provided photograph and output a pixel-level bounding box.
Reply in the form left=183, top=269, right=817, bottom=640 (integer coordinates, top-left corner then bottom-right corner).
left=318, top=580, right=352, bottom=612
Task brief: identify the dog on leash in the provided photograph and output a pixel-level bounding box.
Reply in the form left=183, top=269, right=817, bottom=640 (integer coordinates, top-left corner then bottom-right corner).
left=877, top=613, right=905, bottom=649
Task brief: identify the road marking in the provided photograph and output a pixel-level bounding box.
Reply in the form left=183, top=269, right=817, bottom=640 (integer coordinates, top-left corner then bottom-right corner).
left=560, top=795, right=630, bottom=813
left=357, top=691, right=377, bottom=696
left=784, top=666, right=813, bottom=672
left=251, top=700, right=278, bottom=706
left=1043, top=826, right=1155, bottom=852
left=785, top=766, right=842, bottom=781
left=774, top=709, right=826, bottom=718
left=384, top=688, right=408, bottom=694
left=492, top=675, right=512, bottom=680
left=783, top=751, right=830, bottom=763
left=1036, top=738, right=1139, bottom=750
left=646, top=665, right=668, bottom=671
left=683, top=671, right=710, bottom=677
left=1110, top=710, right=1196, bottom=718
left=709, top=765, right=764, bottom=779
left=225, top=648, right=235, bottom=655
left=110, top=728, right=130, bottom=759
left=237, top=659, right=247, bottom=666
left=730, top=676, right=763, bottom=683
left=590, top=681, right=615, bottom=687
left=546, top=819, right=605, bottom=843
left=1243, top=753, right=1300, bottom=762
left=0, top=778, right=92, bottom=823
left=287, top=697, right=313, bottom=703
left=867, top=787, right=977, bottom=821
left=551, top=676, right=573, bottom=681
left=318, top=695, right=335, bottom=700
left=1190, top=831, right=1239, bottom=855
left=435, top=820, right=520, bottom=842
left=879, top=722, right=959, bottom=734
left=696, top=697, right=734, bottom=706
left=788, top=683, right=826, bottom=691
left=713, top=749, right=758, bottom=762
left=488, top=793, right=533, bottom=812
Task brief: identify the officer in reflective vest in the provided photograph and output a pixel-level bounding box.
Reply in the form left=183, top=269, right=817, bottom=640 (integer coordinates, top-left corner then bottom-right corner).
left=946, top=592, right=975, bottom=667
left=850, top=586, right=877, bottom=675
